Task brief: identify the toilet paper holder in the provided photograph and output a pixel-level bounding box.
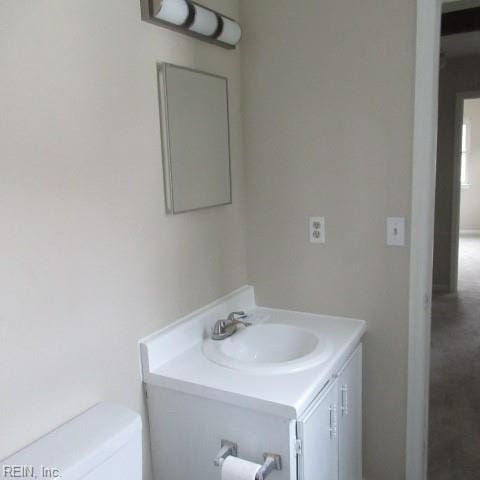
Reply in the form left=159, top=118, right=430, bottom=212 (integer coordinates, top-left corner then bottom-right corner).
left=257, top=452, right=282, bottom=480
left=213, top=439, right=282, bottom=480
left=214, top=440, right=238, bottom=467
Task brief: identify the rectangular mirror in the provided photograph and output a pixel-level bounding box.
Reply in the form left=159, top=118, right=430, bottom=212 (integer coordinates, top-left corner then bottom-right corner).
left=158, top=63, right=232, bottom=214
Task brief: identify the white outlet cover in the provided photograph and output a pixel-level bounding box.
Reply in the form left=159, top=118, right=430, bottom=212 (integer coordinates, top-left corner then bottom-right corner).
left=309, top=216, right=325, bottom=244
left=387, top=217, right=405, bottom=246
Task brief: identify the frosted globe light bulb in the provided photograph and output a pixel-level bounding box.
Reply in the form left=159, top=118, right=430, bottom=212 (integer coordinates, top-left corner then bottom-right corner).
left=154, top=0, right=190, bottom=26
left=189, top=4, right=219, bottom=36
left=217, top=17, right=242, bottom=45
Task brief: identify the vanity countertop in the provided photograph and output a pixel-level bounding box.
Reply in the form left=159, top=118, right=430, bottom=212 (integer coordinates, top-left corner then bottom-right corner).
left=140, top=286, right=366, bottom=419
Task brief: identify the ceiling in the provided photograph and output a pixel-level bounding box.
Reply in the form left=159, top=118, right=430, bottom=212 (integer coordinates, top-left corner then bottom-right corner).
left=443, top=0, right=480, bottom=13
left=441, top=30, right=480, bottom=57
left=441, top=2, right=480, bottom=58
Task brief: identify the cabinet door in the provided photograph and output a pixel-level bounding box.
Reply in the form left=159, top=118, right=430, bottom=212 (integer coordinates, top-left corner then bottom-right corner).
left=297, top=380, right=339, bottom=480
left=338, top=345, right=362, bottom=480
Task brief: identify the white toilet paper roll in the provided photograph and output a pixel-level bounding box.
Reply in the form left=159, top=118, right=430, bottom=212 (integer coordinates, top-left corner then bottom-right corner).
left=221, top=456, right=261, bottom=480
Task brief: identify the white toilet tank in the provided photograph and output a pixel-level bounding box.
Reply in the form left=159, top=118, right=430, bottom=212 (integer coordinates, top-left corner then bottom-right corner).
left=2, top=403, right=142, bottom=479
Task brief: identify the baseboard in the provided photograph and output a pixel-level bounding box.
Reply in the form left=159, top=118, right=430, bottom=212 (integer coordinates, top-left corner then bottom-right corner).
left=433, top=284, right=449, bottom=293
left=460, top=229, right=480, bottom=236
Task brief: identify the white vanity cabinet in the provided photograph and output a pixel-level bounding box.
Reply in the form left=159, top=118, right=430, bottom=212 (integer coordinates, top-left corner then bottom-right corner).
left=140, top=286, right=366, bottom=480
left=145, top=344, right=363, bottom=480
left=297, top=345, right=362, bottom=480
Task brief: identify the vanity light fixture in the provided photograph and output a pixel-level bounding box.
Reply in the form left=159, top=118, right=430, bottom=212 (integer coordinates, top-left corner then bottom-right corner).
left=140, top=0, right=242, bottom=49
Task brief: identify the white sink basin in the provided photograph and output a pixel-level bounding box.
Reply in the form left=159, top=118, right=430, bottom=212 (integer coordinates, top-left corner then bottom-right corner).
left=202, top=323, right=332, bottom=374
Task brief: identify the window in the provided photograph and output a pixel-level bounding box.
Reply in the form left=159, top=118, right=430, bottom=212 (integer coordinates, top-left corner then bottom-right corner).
left=461, top=119, right=471, bottom=187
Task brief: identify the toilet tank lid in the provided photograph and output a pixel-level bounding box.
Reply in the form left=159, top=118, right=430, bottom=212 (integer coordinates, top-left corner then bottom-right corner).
left=2, top=403, right=141, bottom=479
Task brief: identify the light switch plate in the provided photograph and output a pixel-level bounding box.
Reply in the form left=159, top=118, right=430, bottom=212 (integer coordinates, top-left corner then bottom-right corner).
left=387, top=217, right=405, bottom=246
left=309, top=217, right=325, bottom=244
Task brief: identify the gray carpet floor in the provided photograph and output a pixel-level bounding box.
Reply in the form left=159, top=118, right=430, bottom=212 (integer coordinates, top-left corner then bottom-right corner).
left=428, top=236, right=480, bottom=479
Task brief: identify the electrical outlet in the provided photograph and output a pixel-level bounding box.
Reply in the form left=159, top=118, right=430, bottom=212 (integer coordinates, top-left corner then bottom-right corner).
left=309, top=217, right=325, bottom=244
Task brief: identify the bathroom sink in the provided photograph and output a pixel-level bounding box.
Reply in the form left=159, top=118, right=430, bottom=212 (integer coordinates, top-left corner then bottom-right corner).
left=202, top=323, right=331, bottom=374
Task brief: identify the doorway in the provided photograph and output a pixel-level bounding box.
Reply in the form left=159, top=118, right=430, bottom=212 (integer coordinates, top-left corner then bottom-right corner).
left=428, top=22, right=480, bottom=480
left=429, top=95, right=480, bottom=479
left=433, top=91, right=480, bottom=294
left=458, top=97, right=480, bottom=240
left=407, top=1, right=480, bottom=478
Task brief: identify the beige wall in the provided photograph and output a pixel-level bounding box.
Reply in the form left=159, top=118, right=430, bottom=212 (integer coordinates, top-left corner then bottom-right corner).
left=460, top=98, right=480, bottom=231
left=240, top=1, right=415, bottom=479
left=433, top=55, right=480, bottom=288
left=0, top=1, right=246, bottom=477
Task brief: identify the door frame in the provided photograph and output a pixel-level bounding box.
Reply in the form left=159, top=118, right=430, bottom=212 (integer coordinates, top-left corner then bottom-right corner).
left=406, top=1, right=460, bottom=479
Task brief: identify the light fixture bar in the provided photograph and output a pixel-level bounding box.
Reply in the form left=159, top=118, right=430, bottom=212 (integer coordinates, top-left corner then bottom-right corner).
left=140, top=0, right=242, bottom=49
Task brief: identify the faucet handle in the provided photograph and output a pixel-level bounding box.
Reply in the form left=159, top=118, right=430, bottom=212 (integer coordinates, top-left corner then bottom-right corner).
left=212, top=319, right=226, bottom=335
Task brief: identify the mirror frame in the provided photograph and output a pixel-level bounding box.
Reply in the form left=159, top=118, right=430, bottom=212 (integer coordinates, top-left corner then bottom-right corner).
left=157, top=63, right=233, bottom=214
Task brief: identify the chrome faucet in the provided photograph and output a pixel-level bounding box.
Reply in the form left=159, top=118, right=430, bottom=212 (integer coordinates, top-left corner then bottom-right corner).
left=211, top=311, right=252, bottom=340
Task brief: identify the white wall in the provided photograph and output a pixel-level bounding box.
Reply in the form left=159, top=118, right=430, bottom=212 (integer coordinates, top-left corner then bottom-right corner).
left=460, top=98, right=480, bottom=231
left=433, top=55, right=480, bottom=288
left=0, top=1, right=246, bottom=477
left=240, top=1, right=415, bottom=478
